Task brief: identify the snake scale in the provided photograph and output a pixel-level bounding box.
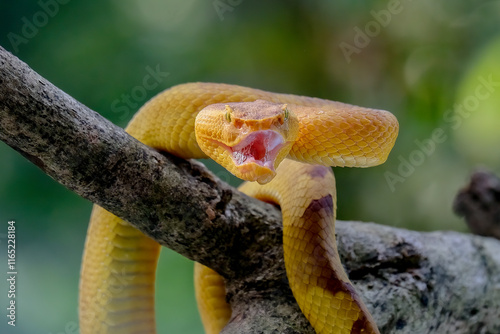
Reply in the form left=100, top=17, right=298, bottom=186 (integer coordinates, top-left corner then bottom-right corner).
left=78, top=82, right=399, bottom=333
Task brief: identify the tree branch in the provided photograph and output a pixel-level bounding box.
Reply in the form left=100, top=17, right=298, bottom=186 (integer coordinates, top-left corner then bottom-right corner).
left=1, top=46, right=499, bottom=333
left=0, top=45, right=282, bottom=279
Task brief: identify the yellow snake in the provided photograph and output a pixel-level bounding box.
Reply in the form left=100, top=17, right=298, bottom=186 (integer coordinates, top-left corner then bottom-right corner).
left=79, top=82, right=398, bottom=333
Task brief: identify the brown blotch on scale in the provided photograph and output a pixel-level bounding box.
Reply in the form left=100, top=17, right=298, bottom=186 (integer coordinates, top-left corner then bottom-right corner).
left=302, top=195, right=379, bottom=334
left=350, top=314, right=369, bottom=334
left=306, top=165, right=330, bottom=179
left=303, top=195, right=334, bottom=216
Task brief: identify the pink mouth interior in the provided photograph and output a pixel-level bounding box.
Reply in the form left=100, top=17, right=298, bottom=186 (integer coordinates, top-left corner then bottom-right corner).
left=230, top=130, right=284, bottom=170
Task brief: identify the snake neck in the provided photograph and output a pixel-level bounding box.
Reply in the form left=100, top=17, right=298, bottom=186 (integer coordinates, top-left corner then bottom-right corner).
left=282, top=199, right=379, bottom=334
left=239, top=159, right=379, bottom=334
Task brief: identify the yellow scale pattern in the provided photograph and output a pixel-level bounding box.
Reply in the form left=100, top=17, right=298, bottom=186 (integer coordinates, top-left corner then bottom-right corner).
left=194, top=264, right=232, bottom=334
left=79, top=82, right=398, bottom=333
left=80, top=207, right=159, bottom=333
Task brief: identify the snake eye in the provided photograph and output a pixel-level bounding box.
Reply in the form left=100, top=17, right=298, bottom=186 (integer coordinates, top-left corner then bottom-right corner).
left=283, top=106, right=290, bottom=121
left=224, top=105, right=233, bottom=123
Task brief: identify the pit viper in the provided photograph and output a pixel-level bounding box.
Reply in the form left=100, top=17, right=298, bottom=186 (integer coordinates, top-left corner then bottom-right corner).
left=79, top=82, right=399, bottom=333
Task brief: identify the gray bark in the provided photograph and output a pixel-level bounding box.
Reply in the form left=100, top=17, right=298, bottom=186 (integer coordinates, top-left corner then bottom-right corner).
left=1, top=46, right=499, bottom=334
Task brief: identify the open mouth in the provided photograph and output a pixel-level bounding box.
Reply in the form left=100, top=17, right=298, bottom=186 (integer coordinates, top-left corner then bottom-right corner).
left=230, top=130, right=285, bottom=170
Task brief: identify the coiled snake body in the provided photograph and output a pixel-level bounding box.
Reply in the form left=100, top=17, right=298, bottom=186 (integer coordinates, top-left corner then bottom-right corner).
left=79, top=82, right=398, bottom=333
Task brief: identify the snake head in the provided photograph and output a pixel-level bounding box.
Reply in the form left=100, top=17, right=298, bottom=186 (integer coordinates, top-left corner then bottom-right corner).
left=195, top=100, right=299, bottom=184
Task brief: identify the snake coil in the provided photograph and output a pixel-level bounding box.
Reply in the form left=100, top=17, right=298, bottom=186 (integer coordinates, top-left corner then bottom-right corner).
left=79, top=82, right=398, bottom=333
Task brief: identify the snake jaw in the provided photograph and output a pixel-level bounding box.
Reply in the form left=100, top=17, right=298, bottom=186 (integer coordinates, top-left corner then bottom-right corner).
left=229, top=130, right=286, bottom=183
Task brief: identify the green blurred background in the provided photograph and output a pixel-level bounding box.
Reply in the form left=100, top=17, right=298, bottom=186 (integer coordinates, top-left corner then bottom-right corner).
left=1, top=0, right=499, bottom=333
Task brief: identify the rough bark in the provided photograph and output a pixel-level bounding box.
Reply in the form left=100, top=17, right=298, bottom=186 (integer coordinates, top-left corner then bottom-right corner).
left=1, top=46, right=499, bottom=333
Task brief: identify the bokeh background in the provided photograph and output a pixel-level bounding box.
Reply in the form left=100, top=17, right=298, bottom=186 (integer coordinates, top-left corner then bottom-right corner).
left=1, top=0, right=500, bottom=333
